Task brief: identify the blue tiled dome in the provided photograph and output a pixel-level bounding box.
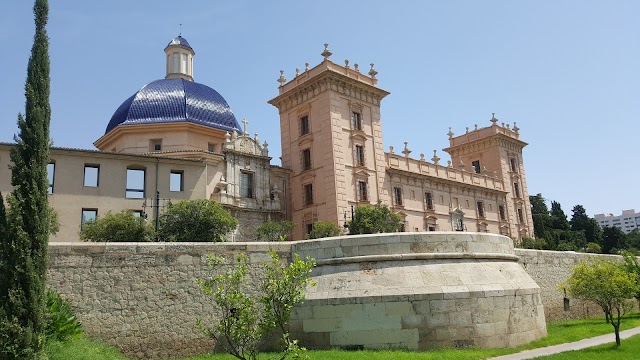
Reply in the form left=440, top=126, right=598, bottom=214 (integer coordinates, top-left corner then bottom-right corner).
left=106, top=79, right=240, bottom=134
left=167, top=35, right=192, bottom=49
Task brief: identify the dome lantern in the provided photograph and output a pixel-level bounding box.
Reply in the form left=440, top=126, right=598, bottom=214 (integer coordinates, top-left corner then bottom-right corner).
left=165, top=35, right=195, bottom=81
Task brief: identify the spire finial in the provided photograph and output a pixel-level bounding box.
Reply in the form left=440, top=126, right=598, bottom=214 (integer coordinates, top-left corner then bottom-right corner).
left=447, top=127, right=454, bottom=139
left=179, top=23, right=182, bottom=36
left=431, top=150, right=440, bottom=165
left=321, top=43, right=333, bottom=60
left=368, top=63, right=378, bottom=78
left=490, top=113, right=498, bottom=125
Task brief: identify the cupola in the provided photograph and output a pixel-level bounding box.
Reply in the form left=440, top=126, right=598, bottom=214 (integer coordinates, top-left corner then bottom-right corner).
left=165, top=35, right=195, bottom=81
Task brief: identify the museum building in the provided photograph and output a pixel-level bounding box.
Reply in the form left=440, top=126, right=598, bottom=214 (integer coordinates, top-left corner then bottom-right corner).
left=0, top=36, right=533, bottom=242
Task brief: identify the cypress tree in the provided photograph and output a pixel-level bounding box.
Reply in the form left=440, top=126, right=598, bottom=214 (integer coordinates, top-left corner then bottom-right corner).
left=0, top=0, right=51, bottom=358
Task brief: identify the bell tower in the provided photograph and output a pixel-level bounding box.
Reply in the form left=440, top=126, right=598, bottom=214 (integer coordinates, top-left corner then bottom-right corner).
left=165, top=35, right=195, bottom=81
left=268, top=44, right=390, bottom=240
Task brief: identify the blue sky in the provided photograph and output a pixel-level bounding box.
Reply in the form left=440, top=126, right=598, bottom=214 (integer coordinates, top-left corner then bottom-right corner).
left=1, top=1, right=638, bottom=217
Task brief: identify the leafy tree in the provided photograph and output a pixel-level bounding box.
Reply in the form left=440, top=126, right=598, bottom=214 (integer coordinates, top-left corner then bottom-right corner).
left=255, top=220, right=295, bottom=242
left=348, top=202, right=402, bottom=234
left=306, top=221, right=342, bottom=239
left=565, top=259, right=639, bottom=346
left=158, top=199, right=238, bottom=242
left=530, top=194, right=551, bottom=239
left=627, top=229, right=640, bottom=251
left=196, top=251, right=315, bottom=360
left=80, top=211, right=153, bottom=242
left=621, top=251, right=640, bottom=310
left=583, top=218, right=603, bottom=247
left=550, top=201, right=570, bottom=231
left=569, top=205, right=589, bottom=231
left=601, top=226, right=627, bottom=254
left=0, top=1, right=52, bottom=358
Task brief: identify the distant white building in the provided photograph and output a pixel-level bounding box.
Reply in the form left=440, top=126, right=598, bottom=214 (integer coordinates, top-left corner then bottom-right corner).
left=594, top=209, right=640, bottom=234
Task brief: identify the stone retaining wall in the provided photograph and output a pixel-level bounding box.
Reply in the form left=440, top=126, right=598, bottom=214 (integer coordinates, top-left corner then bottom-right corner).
left=46, top=235, right=624, bottom=359
left=515, top=249, right=622, bottom=321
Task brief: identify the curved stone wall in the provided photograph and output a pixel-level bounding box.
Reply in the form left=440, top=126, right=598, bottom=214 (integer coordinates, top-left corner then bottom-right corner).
left=289, top=232, right=547, bottom=350
left=46, top=233, right=550, bottom=358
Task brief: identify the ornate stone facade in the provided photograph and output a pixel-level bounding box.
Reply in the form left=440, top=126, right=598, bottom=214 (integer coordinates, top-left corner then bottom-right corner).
left=269, top=46, right=533, bottom=241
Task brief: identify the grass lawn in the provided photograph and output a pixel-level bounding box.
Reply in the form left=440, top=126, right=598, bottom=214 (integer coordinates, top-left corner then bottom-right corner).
left=534, top=333, right=640, bottom=359
left=46, top=313, right=640, bottom=360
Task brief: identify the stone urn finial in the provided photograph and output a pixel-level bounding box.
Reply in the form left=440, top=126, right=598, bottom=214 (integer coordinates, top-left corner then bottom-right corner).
left=345, top=59, right=350, bottom=69
left=354, top=63, right=359, bottom=72
left=277, top=70, right=287, bottom=87
left=305, top=62, right=310, bottom=71
left=321, top=43, right=333, bottom=60
left=447, top=127, right=454, bottom=139
left=368, top=63, right=378, bottom=78
left=490, top=113, right=498, bottom=125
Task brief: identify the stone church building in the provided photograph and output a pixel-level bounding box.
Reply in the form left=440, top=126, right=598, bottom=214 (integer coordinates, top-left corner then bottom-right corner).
left=0, top=36, right=533, bottom=242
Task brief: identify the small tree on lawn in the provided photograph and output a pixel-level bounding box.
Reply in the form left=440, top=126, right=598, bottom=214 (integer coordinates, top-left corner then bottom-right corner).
left=565, top=259, right=639, bottom=346
left=621, top=250, right=640, bottom=310
left=80, top=211, right=153, bottom=242
left=158, top=199, right=238, bottom=242
left=256, top=220, right=295, bottom=241
left=196, top=251, right=315, bottom=360
left=348, top=202, right=402, bottom=234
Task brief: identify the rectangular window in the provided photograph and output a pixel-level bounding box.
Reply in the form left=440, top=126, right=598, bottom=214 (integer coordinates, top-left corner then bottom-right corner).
left=477, top=201, right=485, bottom=218
left=81, top=209, right=97, bottom=230
left=305, top=222, right=314, bottom=235
left=499, top=205, right=506, bottom=220
left=47, top=162, right=55, bottom=194
left=425, top=192, right=434, bottom=210
left=300, top=115, right=310, bottom=136
left=172, top=52, right=179, bottom=73
left=355, top=145, right=365, bottom=166
left=471, top=160, right=481, bottom=174
left=393, top=187, right=403, bottom=206
left=126, top=168, right=145, bottom=198
left=131, top=210, right=144, bottom=218
left=302, top=148, right=312, bottom=170
left=358, top=181, right=368, bottom=201
left=304, top=183, right=313, bottom=206
left=208, top=143, right=216, bottom=153
left=513, top=182, right=521, bottom=198
left=510, top=158, right=518, bottom=172
left=352, top=112, right=362, bottom=130
left=83, top=165, right=99, bottom=187
left=181, top=53, right=188, bottom=73
left=170, top=171, right=184, bottom=192
left=150, top=139, right=162, bottom=152
left=465, top=199, right=470, bottom=209
left=518, top=208, right=525, bottom=223
left=240, top=172, right=254, bottom=198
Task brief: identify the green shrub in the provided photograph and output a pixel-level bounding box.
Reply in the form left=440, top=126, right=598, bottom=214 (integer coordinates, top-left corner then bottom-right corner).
left=519, top=237, right=546, bottom=250
left=306, top=221, right=342, bottom=239
left=158, top=199, right=238, bottom=242
left=80, top=211, right=152, bottom=242
left=256, top=220, right=295, bottom=241
left=348, top=203, right=401, bottom=234
left=586, top=242, right=602, bottom=253
left=45, top=289, right=82, bottom=342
